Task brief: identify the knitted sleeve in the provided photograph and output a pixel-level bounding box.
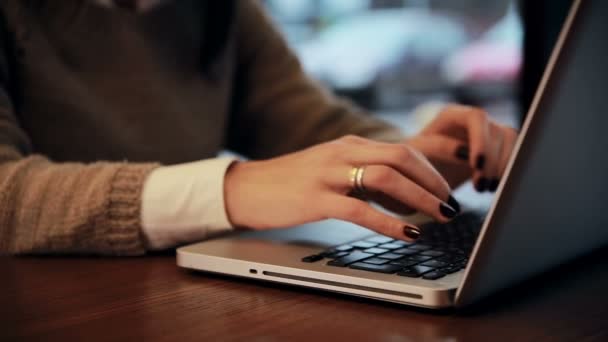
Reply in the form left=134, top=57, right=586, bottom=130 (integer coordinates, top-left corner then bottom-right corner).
left=226, top=0, right=406, bottom=159
left=0, top=153, right=158, bottom=255
left=0, top=13, right=158, bottom=256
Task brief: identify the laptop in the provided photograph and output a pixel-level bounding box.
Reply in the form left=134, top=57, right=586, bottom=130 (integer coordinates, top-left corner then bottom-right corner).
left=177, top=0, right=608, bottom=308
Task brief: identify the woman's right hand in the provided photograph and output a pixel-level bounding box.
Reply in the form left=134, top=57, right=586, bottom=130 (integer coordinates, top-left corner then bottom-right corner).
left=224, top=135, right=460, bottom=242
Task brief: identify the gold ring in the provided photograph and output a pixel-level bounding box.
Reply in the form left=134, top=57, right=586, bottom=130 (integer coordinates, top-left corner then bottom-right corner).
left=349, top=166, right=367, bottom=193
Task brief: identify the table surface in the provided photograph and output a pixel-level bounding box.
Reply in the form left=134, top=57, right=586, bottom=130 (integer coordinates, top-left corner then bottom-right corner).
left=2, top=247, right=608, bottom=342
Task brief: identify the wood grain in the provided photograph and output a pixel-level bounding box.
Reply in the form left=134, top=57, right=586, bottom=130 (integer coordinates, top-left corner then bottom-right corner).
left=2, top=248, right=608, bottom=341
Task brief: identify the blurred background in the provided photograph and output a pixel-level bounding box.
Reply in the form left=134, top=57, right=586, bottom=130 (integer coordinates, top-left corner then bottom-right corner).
left=263, top=0, right=524, bottom=134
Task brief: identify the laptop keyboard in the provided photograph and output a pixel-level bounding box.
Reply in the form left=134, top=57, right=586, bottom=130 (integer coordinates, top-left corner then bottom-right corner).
left=301, top=212, right=484, bottom=280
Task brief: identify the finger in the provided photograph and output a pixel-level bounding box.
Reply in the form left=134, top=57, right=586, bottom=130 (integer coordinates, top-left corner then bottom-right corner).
left=361, top=165, right=458, bottom=223
left=485, top=124, right=505, bottom=192
left=366, top=191, right=416, bottom=216
left=413, top=134, right=471, bottom=166
left=464, top=109, right=491, bottom=178
left=498, top=127, right=519, bottom=177
left=408, top=135, right=474, bottom=188
left=342, top=142, right=453, bottom=203
left=329, top=195, right=422, bottom=242
left=435, top=105, right=492, bottom=183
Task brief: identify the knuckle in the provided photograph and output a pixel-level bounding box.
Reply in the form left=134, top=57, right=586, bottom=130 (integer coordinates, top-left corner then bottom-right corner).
left=367, top=166, right=396, bottom=186
left=322, top=143, right=346, bottom=161
left=382, top=221, right=403, bottom=238
left=412, top=188, right=429, bottom=205
left=416, top=190, right=441, bottom=215
left=438, top=103, right=458, bottom=116
left=433, top=178, right=451, bottom=197
left=390, top=144, right=413, bottom=163
left=455, top=104, right=486, bottom=121
left=340, top=134, right=362, bottom=143
left=367, top=212, right=399, bottom=236
left=507, top=127, right=519, bottom=140
left=408, top=145, right=427, bottom=161
left=471, top=107, right=488, bottom=121
left=342, top=201, right=367, bottom=219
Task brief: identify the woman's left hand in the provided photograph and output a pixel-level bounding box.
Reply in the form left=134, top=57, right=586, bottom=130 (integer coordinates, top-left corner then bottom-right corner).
left=405, top=104, right=519, bottom=192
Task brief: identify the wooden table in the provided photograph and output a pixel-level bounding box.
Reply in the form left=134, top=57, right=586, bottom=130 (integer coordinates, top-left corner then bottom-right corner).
left=2, top=247, right=608, bottom=341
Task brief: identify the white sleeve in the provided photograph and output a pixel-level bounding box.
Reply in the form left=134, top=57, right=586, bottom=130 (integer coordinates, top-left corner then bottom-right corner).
left=140, top=157, right=237, bottom=250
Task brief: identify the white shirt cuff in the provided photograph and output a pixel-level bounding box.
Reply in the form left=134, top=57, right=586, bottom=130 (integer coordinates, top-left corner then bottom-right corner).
left=141, top=157, right=237, bottom=250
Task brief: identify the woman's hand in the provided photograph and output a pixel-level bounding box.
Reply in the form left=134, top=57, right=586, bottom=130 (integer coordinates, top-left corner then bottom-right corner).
left=406, top=104, right=519, bottom=191
left=224, top=135, right=460, bottom=242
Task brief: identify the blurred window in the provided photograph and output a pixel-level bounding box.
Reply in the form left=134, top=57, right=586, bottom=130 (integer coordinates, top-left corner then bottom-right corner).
left=264, top=0, right=523, bottom=122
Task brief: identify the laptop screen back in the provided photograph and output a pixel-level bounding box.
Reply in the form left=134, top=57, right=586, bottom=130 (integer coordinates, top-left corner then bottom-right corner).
left=456, top=0, right=608, bottom=306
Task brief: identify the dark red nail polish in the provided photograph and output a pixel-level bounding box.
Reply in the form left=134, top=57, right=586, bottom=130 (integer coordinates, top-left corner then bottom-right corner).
left=448, top=195, right=461, bottom=213
left=455, top=146, right=469, bottom=161
left=476, top=155, right=486, bottom=170
left=488, top=178, right=500, bottom=192
left=439, top=202, right=457, bottom=219
left=403, top=226, right=420, bottom=240
left=475, top=178, right=488, bottom=192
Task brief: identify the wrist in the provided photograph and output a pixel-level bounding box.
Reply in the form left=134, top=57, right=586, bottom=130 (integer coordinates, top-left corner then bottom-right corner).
left=224, top=160, right=254, bottom=228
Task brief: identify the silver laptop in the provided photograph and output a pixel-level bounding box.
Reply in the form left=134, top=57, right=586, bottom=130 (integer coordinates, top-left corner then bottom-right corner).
left=177, top=0, right=608, bottom=309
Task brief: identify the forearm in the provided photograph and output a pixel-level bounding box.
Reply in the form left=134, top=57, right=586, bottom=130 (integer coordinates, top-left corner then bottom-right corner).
left=0, top=153, right=158, bottom=255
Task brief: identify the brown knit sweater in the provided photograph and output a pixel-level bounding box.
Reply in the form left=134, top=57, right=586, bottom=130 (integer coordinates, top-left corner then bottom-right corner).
left=0, top=0, right=403, bottom=255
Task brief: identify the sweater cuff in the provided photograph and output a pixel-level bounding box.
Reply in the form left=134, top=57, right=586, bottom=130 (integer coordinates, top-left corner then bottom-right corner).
left=104, top=163, right=159, bottom=255
left=140, top=157, right=237, bottom=250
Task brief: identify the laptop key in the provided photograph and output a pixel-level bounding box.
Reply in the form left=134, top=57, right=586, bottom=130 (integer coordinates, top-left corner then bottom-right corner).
left=378, top=243, right=403, bottom=250
left=324, top=251, right=349, bottom=259
left=393, top=248, right=419, bottom=255
left=349, top=262, right=402, bottom=274
left=320, top=250, right=337, bottom=257
left=420, top=250, right=445, bottom=257
left=389, top=260, right=418, bottom=268
left=455, top=259, right=468, bottom=266
left=422, top=271, right=446, bottom=280
left=362, top=257, right=389, bottom=265
left=351, top=241, right=377, bottom=249
left=377, top=253, right=403, bottom=260
left=363, top=247, right=389, bottom=254
left=407, top=255, right=433, bottom=262
left=397, top=265, right=434, bottom=278
left=397, top=269, right=420, bottom=278
left=335, top=245, right=354, bottom=252
left=447, top=247, right=466, bottom=254
left=365, top=236, right=394, bottom=244
left=390, top=240, right=412, bottom=247
left=437, top=255, right=465, bottom=263
left=441, top=266, right=462, bottom=274
left=409, top=244, right=433, bottom=251
left=327, top=251, right=374, bottom=267
left=420, top=260, right=449, bottom=268
left=301, top=254, right=324, bottom=263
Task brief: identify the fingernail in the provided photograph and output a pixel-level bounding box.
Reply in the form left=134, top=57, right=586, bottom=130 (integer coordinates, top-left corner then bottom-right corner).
left=476, top=155, right=486, bottom=170
left=448, top=195, right=461, bottom=213
left=439, top=202, right=458, bottom=219
left=475, top=177, right=488, bottom=192
left=488, top=178, right=500, bottom=192
left=455, top=146, right=469, bottom=161
left=403, top=226, right=421, bottom=240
